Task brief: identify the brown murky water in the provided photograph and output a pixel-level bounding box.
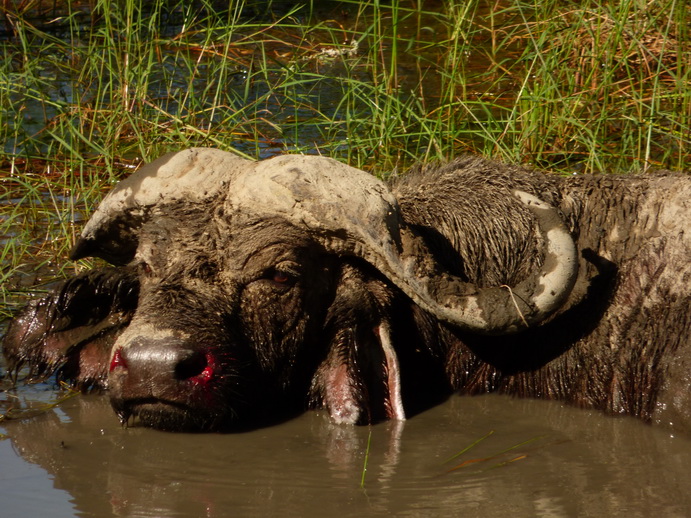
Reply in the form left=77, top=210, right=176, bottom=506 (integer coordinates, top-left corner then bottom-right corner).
left=2, top=393, right=691, bottom=517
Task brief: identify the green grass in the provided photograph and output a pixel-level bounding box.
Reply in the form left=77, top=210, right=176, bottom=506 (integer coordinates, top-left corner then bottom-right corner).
left=442, top=430, right=546, bottom=473
left=0, top=0, right=689, bottom=315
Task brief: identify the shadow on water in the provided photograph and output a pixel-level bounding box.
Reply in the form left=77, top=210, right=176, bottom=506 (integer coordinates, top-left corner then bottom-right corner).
left=1, top=392, right=691, bottom=517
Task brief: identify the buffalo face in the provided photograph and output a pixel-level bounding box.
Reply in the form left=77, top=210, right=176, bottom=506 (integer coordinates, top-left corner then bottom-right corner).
left=106, top=210, right=336, bottom=431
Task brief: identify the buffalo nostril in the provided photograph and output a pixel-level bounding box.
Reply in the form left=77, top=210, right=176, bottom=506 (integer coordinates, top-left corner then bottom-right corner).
left=174, top=350, right=215, bottom=385
left=109, top=348, right=128, bottom=372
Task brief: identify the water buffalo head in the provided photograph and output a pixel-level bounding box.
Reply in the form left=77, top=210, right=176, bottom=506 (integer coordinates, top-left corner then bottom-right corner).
left=5, top=149, right=578, bottom=431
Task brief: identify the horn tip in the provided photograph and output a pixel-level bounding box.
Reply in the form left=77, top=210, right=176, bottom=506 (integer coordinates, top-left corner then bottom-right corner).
left=69, top=238, right=91, bottom=261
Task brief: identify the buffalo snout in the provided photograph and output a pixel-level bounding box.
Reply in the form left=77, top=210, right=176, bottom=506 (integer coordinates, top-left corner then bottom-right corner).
left=108, top=335, right=223, bottom=430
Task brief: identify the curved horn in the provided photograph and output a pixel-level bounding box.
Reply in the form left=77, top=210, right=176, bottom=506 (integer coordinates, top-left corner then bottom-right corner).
left=71, top=148, right=252, bottom=265
left=226, top=155, right=578, bottom=334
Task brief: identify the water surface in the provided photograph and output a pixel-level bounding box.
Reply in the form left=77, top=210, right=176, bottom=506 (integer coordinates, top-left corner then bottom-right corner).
left=1, top=392, right=690, bottom=517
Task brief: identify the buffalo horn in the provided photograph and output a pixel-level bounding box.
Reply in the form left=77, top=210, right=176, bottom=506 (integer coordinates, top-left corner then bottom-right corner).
left=226, top=155, right=578, bottom=334
left=70, top=148, right=252, bottom=265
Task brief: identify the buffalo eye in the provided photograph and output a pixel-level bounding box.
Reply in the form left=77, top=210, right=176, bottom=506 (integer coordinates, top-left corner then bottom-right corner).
left=273, top=270, right=291, bottom=284
left=268, top=261, right=300, bottom=287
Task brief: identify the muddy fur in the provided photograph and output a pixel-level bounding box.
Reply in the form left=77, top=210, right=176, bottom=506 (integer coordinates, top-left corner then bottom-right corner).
left=396, top=159, right=691, bottom=430
left=2, top=268, right=138, bottom=387
left=3, top=154, right=690, bottom=432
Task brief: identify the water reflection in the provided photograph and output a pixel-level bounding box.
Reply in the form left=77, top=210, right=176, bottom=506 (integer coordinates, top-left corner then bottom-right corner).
left=2, top=392, right=690, bottom=517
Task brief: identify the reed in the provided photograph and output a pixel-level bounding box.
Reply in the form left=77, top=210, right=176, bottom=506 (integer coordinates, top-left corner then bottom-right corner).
left=489, top=0, right=691, bottom=172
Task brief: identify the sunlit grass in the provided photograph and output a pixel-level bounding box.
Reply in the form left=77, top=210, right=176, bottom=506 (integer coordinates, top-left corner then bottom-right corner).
left=495, top=0, right=691, bottom=172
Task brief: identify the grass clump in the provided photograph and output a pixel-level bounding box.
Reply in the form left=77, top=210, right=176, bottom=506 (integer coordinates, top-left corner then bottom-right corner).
left=495, top=0, right=691, bottom=172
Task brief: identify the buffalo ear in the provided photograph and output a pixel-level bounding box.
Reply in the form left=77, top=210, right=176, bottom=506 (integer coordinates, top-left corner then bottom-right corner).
left=2, top=267, right=138, bottom=389
left=311, top=321, right=405, bottom=425
left=309, top=265, right=405, bottom=425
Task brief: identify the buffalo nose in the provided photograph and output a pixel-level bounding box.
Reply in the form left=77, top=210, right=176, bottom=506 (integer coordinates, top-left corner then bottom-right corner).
left=110, top=338, right=216, bottom=399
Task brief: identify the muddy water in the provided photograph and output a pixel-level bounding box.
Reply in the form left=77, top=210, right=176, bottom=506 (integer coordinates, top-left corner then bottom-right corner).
left=1, top=393, right=690, bottom=517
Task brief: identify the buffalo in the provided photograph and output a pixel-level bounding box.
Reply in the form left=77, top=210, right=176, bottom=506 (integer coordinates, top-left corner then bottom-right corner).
left=3, top=149, right=690, bottom=432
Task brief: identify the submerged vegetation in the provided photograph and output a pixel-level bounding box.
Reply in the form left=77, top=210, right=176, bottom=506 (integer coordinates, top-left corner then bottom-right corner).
left=0, top=0, right=689, bottom=315
left=0, top=379, right=79, bottom=423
